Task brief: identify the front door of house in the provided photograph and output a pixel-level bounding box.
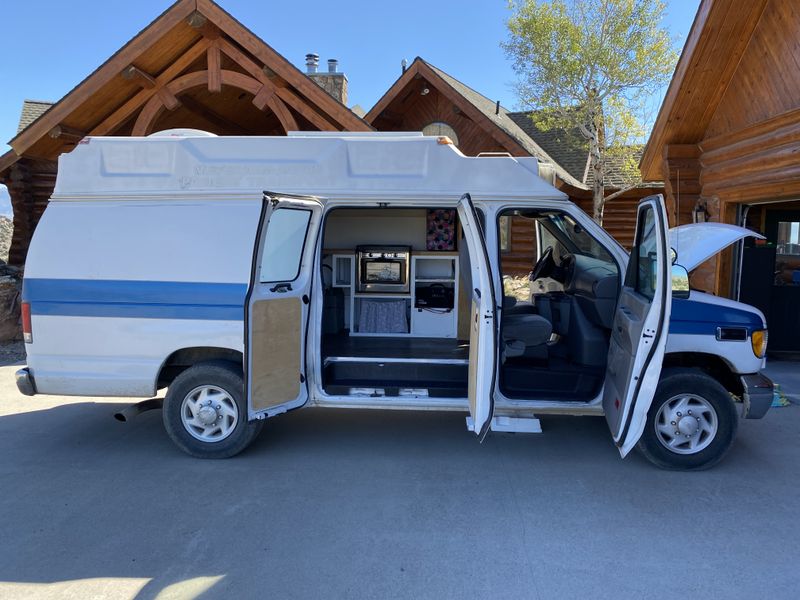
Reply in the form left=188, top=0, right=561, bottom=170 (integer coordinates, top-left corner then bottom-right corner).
left=763, top=210, right=800, bottom=353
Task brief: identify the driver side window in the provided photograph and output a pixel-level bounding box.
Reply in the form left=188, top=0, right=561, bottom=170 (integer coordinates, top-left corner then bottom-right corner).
left=497, top=208, right=617, bottom=302
left=627, top=206, right=657, bottom=301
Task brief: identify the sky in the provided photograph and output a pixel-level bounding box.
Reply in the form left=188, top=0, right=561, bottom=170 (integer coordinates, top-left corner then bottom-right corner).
left=0, top=0, right=700, bottom=215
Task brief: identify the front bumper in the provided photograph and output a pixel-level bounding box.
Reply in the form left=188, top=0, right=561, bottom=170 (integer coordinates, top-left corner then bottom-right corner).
left=15, top=367, right=36, bottom=397
left=740, top=373, right=773, bottom=419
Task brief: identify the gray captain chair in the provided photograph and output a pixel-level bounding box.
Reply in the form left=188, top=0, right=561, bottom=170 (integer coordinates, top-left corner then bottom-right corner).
left=459, top=237, right=551, bottom=360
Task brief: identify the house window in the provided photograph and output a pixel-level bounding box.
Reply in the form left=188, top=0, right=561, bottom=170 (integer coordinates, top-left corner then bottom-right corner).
left=422, top=122, right=459, bottom=147
left=775, top=220, right=800, bottom=286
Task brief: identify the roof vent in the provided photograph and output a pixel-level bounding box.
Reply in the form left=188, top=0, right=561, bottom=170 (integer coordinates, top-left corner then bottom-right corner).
left=147, top=128, right=217, bottom=138
left=305, top=53, right=320, bottom=74
left=327, top=59, right=339, bottom=73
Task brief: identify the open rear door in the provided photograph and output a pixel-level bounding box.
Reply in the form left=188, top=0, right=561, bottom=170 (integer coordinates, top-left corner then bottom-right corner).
left=457, top=194, right=498, bottom=439
left=603, top=194, right=671, bottom=456
left=246, top=192, right=323, bottom=419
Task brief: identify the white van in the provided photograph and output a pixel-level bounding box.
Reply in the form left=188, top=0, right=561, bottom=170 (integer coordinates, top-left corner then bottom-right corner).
left=16, top=132, right=773, bottom=469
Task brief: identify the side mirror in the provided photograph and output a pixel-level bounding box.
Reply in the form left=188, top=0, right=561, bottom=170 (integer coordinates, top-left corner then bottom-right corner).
left=670, top=247, right=678, bottom=265
left=671, top=264, right=690, bottom=299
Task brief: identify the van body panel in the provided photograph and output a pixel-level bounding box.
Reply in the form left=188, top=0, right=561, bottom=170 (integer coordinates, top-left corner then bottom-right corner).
left=24, top=198, right=259, bottom=396
left=27, top=315, right=243, bottom=396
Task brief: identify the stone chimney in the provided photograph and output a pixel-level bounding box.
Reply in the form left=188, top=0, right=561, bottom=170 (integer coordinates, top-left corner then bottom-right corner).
left=306, top=54, right=348, bottom=105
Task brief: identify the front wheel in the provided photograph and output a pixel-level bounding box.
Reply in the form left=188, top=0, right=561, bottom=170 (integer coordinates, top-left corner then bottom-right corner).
left=637, top=369, right=738, bottom=470
left=163, top=361, right=262, bottom=458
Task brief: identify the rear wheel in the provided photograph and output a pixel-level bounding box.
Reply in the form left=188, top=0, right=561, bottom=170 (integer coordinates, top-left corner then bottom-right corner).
left=163, top=361, right=262, bottom=458
left=637, top=369, right=738, bottom=470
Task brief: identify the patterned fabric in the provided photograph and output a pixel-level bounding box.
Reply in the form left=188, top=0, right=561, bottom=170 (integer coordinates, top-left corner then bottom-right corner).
left=426, top=209, right=456, bottom=251
left=358, top=299, right=408, bottom=334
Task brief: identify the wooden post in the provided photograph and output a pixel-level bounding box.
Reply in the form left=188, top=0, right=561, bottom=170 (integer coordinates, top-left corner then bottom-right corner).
left=207, top=45, right=222, bottom=93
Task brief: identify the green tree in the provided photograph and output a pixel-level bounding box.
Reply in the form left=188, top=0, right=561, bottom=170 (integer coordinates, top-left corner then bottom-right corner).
left=503, top=0, right=678, bottom=223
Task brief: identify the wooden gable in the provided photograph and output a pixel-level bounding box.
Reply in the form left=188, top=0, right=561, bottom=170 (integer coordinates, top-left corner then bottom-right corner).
left=367, top=59, right=530, bottom=158
left=7, top=0, right=371, bottom=164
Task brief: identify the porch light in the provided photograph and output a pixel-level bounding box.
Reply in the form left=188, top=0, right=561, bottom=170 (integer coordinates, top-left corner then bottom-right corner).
left=693, top=202, right=710, bottom=223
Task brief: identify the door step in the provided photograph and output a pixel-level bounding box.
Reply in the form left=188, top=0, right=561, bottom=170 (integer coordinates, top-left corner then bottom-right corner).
left=466, top=415, right=542, bottom=433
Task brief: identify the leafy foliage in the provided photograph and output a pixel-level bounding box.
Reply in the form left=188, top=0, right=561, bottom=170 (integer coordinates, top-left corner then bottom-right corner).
left=503, top=0, right=678, bottom=220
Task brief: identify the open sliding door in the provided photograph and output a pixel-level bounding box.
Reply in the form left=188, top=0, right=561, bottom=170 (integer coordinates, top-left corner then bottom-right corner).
left=603, top=194, right=671, bottom=456
left=457, top=194, right=498, bottom=439
left=246, top=192, right=323, bottom=420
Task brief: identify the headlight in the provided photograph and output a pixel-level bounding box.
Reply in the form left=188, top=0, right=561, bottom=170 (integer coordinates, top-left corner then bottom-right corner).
left=751, top=329, right=768, bottom=358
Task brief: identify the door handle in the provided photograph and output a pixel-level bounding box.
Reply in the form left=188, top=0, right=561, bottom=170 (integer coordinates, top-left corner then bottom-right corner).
left=269, top=282, right=293, bottom=293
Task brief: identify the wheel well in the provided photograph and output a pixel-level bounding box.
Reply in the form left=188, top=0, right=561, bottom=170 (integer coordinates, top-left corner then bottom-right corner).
left=662, top=352, right=743, bottom=398
left=157, top=347, right=243, bottom=390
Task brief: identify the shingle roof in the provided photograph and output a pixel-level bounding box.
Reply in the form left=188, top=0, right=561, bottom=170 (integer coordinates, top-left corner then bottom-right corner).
left=17, top=100, right=54, bottom=134
left=507, top=112, right=589, bottom=183
left=508, top=111, right=661, bottom=190
left=421, top=60, right=586, bottom=189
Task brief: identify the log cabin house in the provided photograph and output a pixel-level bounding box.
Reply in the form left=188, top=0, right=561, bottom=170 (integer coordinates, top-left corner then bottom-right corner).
left=640, top=0, right=800, bottom=354
left=0, top=0, right=658, bottom=282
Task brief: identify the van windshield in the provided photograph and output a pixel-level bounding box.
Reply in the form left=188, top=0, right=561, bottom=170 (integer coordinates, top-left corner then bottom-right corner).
left=538, top=212, right=615, bottom=265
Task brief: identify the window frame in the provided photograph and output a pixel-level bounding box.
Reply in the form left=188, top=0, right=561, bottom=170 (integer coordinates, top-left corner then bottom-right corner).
left=258, top=207, right=313, bottom=284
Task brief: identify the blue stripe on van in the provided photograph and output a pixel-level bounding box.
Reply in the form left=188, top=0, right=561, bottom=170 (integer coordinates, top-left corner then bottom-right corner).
left=668, top=297, right=763, bottom=336
left=23, top=279, right=248, bottom=320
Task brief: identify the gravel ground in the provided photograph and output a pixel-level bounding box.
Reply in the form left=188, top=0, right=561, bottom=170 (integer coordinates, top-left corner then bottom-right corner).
left=0, top=341, right=25, bottom=367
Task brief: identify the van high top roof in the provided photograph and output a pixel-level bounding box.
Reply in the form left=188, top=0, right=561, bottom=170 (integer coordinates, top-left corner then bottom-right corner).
left=53, top=132, right=568, bottom=202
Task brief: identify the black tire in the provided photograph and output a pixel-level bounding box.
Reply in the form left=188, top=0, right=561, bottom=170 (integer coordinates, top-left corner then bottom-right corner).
left=162, top=361, right=262, bottom=458
left=636, top=368, right=738, bottom=471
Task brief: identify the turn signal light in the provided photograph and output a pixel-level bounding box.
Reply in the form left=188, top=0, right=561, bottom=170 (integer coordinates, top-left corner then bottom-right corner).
left=751, top=329, right=767, bottom=359
left=21, top=302, right=32, bottom=344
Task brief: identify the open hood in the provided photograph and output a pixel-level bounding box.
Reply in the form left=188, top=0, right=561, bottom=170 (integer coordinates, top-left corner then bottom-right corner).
left=669, top=223, right=765, bottom=272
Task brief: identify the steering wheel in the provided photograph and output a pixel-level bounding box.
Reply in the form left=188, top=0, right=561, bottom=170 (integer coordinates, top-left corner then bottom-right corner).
left=529, top=246, right=555, bottom=282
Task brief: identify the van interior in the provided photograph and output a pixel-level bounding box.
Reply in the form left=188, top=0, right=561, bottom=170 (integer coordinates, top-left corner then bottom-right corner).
left=318, top=206, right=620, bottom=402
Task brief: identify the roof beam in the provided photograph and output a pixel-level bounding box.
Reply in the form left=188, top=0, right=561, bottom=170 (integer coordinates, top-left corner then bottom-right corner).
left=207, top=44, right=222, bottom=93
left=267, top=95, right=298, bottom=133
left=90, top=38, right=212, bottom=136
left=48, top=125, right=87, bottom=140
left=217, top=38, right=336, bottom=131
left=251, top=84, right=275, bottom=111
left=133, top=69, right=264, bottom=136
left=157, top=87, right=181, bottom=111
left=186, top=10, right=207, bottom=28
left=121, top=65, right=156, bottom=89
left=196, top=0, right=370, bottom=131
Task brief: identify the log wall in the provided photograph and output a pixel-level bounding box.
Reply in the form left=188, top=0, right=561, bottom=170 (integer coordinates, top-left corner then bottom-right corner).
left=4, top=159, right=57, bottom=267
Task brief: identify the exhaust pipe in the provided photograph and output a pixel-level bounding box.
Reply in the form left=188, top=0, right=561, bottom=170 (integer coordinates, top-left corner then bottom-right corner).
left=114, top=398, right=163, bottom=423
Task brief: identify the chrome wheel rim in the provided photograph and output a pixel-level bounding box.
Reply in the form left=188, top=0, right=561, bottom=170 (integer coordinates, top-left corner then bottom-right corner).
left=180, top=385, right=238, bottom=442
left=655, top=394, right=718, bottom=455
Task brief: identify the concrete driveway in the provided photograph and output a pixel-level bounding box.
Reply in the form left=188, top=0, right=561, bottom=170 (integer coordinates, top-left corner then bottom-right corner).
left=1, top=361, right=798, bottom=600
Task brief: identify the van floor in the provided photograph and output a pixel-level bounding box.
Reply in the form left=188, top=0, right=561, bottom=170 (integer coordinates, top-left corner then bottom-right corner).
left=322, top=334, right=469, bottom=398
left=500, top=356, right=604, bottom=401
left=322, top=334, right=469, bottom=361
